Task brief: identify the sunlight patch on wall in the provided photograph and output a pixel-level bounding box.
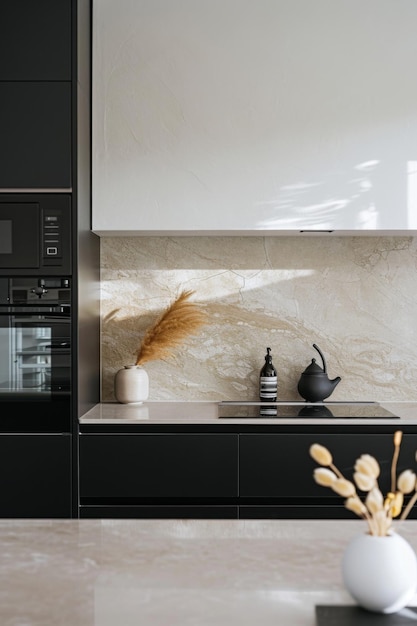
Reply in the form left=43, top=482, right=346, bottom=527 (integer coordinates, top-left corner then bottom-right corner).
left=100, top=268, right=316, bottom=305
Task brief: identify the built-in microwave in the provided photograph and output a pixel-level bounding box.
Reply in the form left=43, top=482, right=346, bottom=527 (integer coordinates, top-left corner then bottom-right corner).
left=0, top=194, right=71, bottom=275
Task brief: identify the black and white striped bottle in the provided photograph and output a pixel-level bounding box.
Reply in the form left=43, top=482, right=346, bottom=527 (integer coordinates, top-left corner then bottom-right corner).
left=259, top=347, right=277, bottom=416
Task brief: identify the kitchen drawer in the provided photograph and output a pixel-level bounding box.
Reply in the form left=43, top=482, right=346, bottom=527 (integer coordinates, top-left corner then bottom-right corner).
left=239, top=433, right=417, bottom=498
left=79, top=433, right=239, bottom=499
left=80, top=505, right=238, bottom=519
left=239, top=505, right=355, bottom=520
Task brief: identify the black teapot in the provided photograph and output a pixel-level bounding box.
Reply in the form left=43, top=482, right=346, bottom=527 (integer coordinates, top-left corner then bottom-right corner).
left=297, top=344, right=341, bottom=402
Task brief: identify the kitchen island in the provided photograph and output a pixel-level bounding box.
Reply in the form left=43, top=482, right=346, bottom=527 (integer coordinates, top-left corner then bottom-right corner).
left=1, top=518, right=417, bottom=625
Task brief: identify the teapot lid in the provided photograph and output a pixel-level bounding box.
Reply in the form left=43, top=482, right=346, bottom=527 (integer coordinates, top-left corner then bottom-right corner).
left=302, top=358, right=324, bottom=375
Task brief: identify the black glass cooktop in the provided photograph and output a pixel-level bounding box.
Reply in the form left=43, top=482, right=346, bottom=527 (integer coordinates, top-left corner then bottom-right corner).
left=218, top=401, right=400, bottom=419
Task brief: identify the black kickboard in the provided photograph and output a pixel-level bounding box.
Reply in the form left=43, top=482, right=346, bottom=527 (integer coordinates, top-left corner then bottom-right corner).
left=316, top=605, right=417, bottom=625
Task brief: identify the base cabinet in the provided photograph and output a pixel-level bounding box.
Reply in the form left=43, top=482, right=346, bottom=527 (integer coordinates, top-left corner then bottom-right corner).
left=79, top=433, right=239, bottom=519
left=239, top=433, right=417, bottom=519
left=78, top=428, right=417, bottom=519
left=0, top=434, right=72, bottom=518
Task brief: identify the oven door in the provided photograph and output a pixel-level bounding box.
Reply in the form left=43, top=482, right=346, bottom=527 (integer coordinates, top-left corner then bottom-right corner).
left=0, top=308, right=71, bottom=432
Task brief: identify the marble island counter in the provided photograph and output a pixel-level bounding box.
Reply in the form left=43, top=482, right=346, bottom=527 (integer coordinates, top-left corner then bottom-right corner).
left=79, top=400, right=417, bottom=425
left=1, top=518, right=417, bottom=625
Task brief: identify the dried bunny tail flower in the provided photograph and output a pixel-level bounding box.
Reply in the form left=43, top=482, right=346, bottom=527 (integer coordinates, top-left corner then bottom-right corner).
left=394, top=430, right=403, bottom=447
left=365, top=487, right=384, bottom=515
left=384, top=491, right=396, bottom=511
left=345, top=495, right=368, bottom=518
left=354, top=454, right=380, bottom=479
left=373, top=509, right=392, bottom=536
left=313, top=467, right=337, bottom=487
left=309, top=444, right=332, bottom=466
left=309, top=443, right=344, bottom=479
left=391, top=430, right=403, bottom=492
left=331, top=478, right=356, bottom=498
left=354, top=471, right=376, bottom=492
left=397, top=469, right=417, bottom=494
left=387, top=492, right=404, bottom=518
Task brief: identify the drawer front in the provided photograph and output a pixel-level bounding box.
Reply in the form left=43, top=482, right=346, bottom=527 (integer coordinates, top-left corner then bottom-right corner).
left=80, top=433, right=239, bottom=498
left=80, top=505, right=238, bottom=519
left=239, top=433, right=417, bottom=498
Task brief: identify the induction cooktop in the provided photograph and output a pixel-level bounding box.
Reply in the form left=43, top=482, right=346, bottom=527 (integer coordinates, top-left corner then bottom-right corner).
left=217, top=401, right=400, bottom=419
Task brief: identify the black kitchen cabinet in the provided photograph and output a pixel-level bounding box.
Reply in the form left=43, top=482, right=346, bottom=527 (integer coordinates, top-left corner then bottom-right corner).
left=239, top=433, right=417, bottom=519
left=0, top=82, right=71, bottom=189
left=79, top=433, right=239, bottom=519
left=0, top=434, right=72, bottom=518
left=0, top=0, right=71, bottom=80
left=0, top=0, right=72, bottom=189
left=79, top=423, right=417, bottom=520
left=0, top=0, right=100, bottom=520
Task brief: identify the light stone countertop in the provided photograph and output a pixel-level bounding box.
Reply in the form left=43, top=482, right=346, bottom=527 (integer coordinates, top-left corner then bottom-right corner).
left=79, top=401, right=417, bottom=425
left=1, top=518, right=417, bottom=625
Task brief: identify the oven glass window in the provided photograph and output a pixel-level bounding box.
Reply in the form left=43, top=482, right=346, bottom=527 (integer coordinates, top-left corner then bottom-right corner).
left=0, top=317, right=70, bottom=397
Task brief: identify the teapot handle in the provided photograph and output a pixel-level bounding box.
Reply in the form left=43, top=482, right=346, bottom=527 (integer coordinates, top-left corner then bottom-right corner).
left=312, top=344, right=327, bottom=373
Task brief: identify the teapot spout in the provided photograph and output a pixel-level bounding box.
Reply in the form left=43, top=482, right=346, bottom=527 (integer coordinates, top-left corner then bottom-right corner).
left=330, top=376, right=341, bottom=390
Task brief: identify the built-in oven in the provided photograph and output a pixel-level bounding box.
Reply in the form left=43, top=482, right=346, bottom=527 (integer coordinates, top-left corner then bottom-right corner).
left=0, top=276, right=71, bottom=432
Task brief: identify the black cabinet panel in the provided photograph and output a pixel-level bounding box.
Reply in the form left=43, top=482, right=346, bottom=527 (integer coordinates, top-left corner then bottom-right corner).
left=0, top=434, right=72, bottom=518
left=239, top=433, right=417, bottom=499
left=0, top=0, right=71, bottom=80
left=80, top=505, right=238, bottom=519
left=79, top=434, right=239, bottom=499
left=239, top=505, right=356, bottom=519
left=78, top=428, right=417, bottom=520
left=0, top=82, right=71, bottom=188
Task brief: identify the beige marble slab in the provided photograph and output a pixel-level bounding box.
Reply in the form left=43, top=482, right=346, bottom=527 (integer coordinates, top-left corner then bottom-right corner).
left=1, top=519, right=417, bottom=625
left=100, top=236, right=417, bottom=404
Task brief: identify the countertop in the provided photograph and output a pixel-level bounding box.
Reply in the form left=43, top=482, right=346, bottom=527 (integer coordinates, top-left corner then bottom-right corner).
left=1, top=518, right=417, bottom=625
left=79, top=401, right=417, bottom=425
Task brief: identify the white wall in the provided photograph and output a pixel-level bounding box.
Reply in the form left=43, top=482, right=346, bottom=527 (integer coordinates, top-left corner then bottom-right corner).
left=93, top=0, right=417, bottom=234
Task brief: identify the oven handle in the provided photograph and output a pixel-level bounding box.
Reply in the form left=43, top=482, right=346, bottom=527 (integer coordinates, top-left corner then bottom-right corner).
left=0, top=309, right=71, bottom=319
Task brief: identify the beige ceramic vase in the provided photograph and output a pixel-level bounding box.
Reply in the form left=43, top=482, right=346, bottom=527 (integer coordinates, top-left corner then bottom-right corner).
left=114, top=365, right=149, bottom=404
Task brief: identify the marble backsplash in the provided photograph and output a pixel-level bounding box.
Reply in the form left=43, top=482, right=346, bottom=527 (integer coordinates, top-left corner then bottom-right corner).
left=101, top=236, right=417, bottom=402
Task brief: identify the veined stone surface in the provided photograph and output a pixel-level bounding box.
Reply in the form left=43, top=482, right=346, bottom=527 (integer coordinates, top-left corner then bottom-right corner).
left=0, top=519, right=416, bottom=625
left=100, top=235, right=417, bottom=402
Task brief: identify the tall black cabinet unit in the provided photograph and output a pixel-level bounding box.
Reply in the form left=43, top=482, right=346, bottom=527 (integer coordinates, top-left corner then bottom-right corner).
left=0, top=1, right=100, bottom=518
left=0, top=1, right=72, bottom=189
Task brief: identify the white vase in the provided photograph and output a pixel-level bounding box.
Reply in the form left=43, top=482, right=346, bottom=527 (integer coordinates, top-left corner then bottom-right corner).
left=114, top=365, right=149, bottom=404
left=342, top=531, right=417, bottom=614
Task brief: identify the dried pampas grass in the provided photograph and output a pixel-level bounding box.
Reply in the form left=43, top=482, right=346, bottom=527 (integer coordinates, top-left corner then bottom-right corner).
left=135, top=290, right=207, bottom=366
